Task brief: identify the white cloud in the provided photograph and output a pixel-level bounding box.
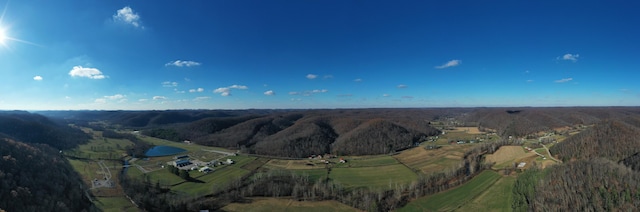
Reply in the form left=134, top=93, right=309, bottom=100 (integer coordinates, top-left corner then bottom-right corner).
left=165, top=60, right=201, bottom=67
left=153, top=96, right=167, bottom=100
left=95, top=94, right=126, bottom=104
left=558, top=53, right=579, bottom=62
left=138, top=99, right=149, bottom=102
left=554, top=77, right=573, bottom=83
left=323, top=75, right=333, bottom=79
left=68, top=66, right=106, bottom=79
left=435, top=59, right=461, bottom=69
left=354, top=78, right=363, bottom=82
left=189, top=88, right=204, bottom=93
left=397, top=84, right=408, bottom=88
left=113, top=6, right=143, bottom=28
left=33, top=76, right=43, bottom=81
left=264, top=90, right=275, bottom=96
left=526, top=80, right=534, bottom=83
left=214, top=85, right=248, bottom=96
left=289, top=89, right=328, bottom=96
left=162, top=81, right=178, bottom=87
left=306, top=74, right=317, bottom=79
left=229, top=85, right=248, bottom=89
left=382, top=94, right=391, bottom=97
left=104, top=94, right=125, bottom=100
left=193, top=96, right=211, bottom=101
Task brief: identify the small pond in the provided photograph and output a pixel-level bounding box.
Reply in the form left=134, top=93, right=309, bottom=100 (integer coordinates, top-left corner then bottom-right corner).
left=145, top=145, right=187, bottom=157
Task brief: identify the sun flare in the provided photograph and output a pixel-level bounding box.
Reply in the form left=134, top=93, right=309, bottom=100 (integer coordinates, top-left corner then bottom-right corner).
left=0, top=28, right=7, bottom=45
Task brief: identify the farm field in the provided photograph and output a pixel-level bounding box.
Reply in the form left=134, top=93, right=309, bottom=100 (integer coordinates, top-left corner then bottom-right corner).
left=458, top=175, right=516, bottom=212
left=292, top=164, right=417, bottom=189
left=394, top=145, right=470, bottom=173
left=171, top=155, right=257, bottom=196
left=485, top=146, right=536, bottom=169
left=398, top=170, right=501, bottom=212
left=94, top=196, right=138, bottom=212
left=223, top=198, right=359, bottom=212
left=452, top=127, right=484, bottom=134
left=265, top=155, right=400, bottom=170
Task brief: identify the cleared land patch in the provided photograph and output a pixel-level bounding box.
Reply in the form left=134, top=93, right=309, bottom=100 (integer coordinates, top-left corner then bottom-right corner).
left=452, top=127, right=483, bottom=134
left=293, top=164, right=416, bottom=189
left=398, top=170, right=501, bottom=212
left=485, top=146, right=535, bottom=169
left=394, top=145, right=470, bottom=173
left=458, top=176, right=516, bottom=212
left=223, top=198, right=359, bottom=212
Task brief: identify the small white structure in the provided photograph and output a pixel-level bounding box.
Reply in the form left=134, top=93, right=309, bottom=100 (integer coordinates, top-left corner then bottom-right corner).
left=226, top=159, right=234, bottom=164
left=199, top=166, right=213, bottom=173
left=517, top=162, right=526, bottom=168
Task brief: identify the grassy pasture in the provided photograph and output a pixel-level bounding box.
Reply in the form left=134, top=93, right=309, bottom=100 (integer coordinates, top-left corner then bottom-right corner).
left=458, top=175, right=516, bottom=212
left=394, top=145, right=470, bottom=173
left=265, top=155, right=399, bottom=170
left=223, top=198, right=359, bottom=212
left=452, top=127, right=483, bottom=134
left=485, top=146, right=535, bottom=169
left=173, top=166, right=250, bottom=196
left=95, top=197, right=138, bottom=212
left=294, top=164, right=417, bottom=189
left=398, top=170, right=501, bottom=212
left=170, top=155, right=256, bottom=196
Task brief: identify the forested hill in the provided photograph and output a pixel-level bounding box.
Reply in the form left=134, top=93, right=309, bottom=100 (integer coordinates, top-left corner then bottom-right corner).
left=0, top=138, right=93, bottom=211
left=0, top=111, right=93, bottom=211
left=463, top=107, right=640, bottom=137
left=0, top=111, right=90, bottom=149
left=150, top=109, right=442, bottom=157
left=550, top=120, right=640, bottom=162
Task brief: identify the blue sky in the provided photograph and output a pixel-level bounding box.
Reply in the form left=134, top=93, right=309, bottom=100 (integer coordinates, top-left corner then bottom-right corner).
left=1, top=0, right=639, bottom=110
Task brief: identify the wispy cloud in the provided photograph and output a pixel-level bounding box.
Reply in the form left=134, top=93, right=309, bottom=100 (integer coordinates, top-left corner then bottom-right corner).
left=288, top=89, right=328, bottom=96
left=68, top=66, right=106, bottom=79
left=264, top=90, right=275, bottom=96
left=397, top=84, right=408, bottom=89
left=526, top=79, right=534, bottom=83
left=558, top=53, right=579, bottom=62
left=382, top=94, right=391, bottom=97
left=354, top=78, right=363, bottom=82
left=153, top=96, right=167, bottom=100
left=95, top=94, right=126, bottom=104
left=33, top=76, right=43, bottom=81
left=189, top=88, right=204, bottom=93
left=214, top=85, right=248, bottom=96
left=162, top=81, right=178, bottom=87
left=402, top=96, right=414, bottom=99
left=193, top=96, right=211, bottom=101
left=554, top=77, right=573, bottom=83
left=435, top=59, right=461, bottom=69
left=323, top=75, right=333, bottom=79
left=113, top=6, right=143, bottom=28
left=165, top=60, right=201, bottom=67
left=306, top=74, right=317, bottom=79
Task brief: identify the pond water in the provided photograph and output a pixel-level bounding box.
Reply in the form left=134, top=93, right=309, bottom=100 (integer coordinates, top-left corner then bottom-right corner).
left=145, top=145, right=187, bottom=157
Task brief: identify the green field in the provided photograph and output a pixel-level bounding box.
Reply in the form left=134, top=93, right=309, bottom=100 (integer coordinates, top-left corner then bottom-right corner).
left=170, top=155, right=256, bottom=196
left=398, top=170, right=501, bottom=212
left=295, top=164, right=417, bottom=189
left=333, top=155, right=400, bottom=168
left=223, top=198, right=358, bottom=212
left=95, top=197, right=138, bottom=212
left=458, top=176, right=516, bottom=212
